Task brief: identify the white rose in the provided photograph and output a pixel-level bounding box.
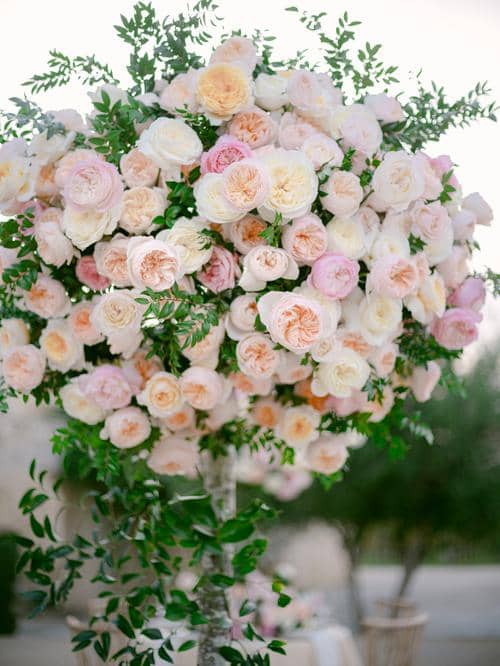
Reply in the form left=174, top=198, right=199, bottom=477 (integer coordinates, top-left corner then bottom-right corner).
left=91, top=290, right=144, bottom=357
left=259, top=148, right=318, bottom=219
left=35, top=221, right=75, bottom=267
left=367, top=229, right=410, bottom=266
left=358, top=294, right=402, bottom=345
left=372, top=151, right=425, bottom=211
left=302, top=133, right=344, bottom=170
left=62, top=206, right=120, bottom=250
left=29, top=130, right=75, bottom=165
left=405, top=272, right=446, bottom=324
left=39, top=320, right=84, bottom=372
left=138, top=117, right=203, bottom=169
left=330, top=104, right=382, bottom=156
left=0, top=140, right=36, bottom=212
left=321, top=170, right=363, bottom=217
left=326, top=217, right=367, bottom=260
left=239, top=246, right=298, bottom=291
left=0, top=318, right=30, bottom=358
left=254, top=73, right=289, bottom=110
left=194, top=173, right=245, bottom=224
left=157, top=217, right=213, bottom=273
left=60, top=378, right=106, bottom=425
left=364, top=94, right=405, bottom=124
left=311, top=348, right=370, bottom=398
left=462, top=192, right=493, bottom=226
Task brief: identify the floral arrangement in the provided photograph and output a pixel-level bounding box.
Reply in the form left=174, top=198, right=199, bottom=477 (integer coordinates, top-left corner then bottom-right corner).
left=0, top=2, right=498, bottom=665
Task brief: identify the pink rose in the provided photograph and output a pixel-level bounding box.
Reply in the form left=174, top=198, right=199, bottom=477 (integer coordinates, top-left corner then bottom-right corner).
left=76, top=255, right=111, bottom=291
left=100, top=407, right=151, bottom=449
left=64, top=158, right=123, bottom=212
left=368, top=254, right=419, bottom=298
left=281, top=214, right=328, bottom=266
left=79, top=365, right=133, bottom=410
left=180, top=366, right=224, bottom=410
left=429, top=155, right=460, bottom=189
left=94, top=234, right=132, bottom=287
left=448, top=277, right=486, bottom=313
left=197, top=246, right=237, bottom=293
left=54, top=149, right=104, bottom=189
left=236, top=333, right=280, bottom=379
left=67, top=301, right=103, bottom=346
left=119, top=148, right=159, bottom=188
left=364, top=93, right=405, bottom=123
left=127, top=236, right=181, bottom=292
left=23, top=275, right=70, bottom=318
left=462, top=192, right=493, bottom=226
left=407, top=361, right=441, bottom=402
left=200, top=135, right=253, bottom=175
left=308, top=252, right=359, bottom=300
left=431, top=307, right=481, bottom=350
left=1, top=344, right=46, bottom=393
left=437, top=245, right=470, bottom=289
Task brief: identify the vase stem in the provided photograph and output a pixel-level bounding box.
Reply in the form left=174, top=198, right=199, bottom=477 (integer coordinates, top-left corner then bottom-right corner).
left=196, top=447, right=236, bottom=666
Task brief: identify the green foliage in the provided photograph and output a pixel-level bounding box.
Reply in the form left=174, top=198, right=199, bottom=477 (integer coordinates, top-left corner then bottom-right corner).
left=0, top=98, right=67, bottom=142
left=259, top=213, right=283, bottom=247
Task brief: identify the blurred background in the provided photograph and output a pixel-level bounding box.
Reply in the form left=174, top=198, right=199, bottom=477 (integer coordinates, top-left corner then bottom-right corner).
left=1, top=1, right=499, bottom=665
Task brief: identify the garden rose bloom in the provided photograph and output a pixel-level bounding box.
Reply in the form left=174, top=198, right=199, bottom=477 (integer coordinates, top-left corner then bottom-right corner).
left=326, top=217, right=366, bottom=260
left=358, top=294, right=402, bottom=345
left=120, top=148, right=159, bottom=188
left=200, top=135, right=253, bottom=175
left=137, top=371, right=184, bottom=417
left=437, top=245, right=470, bottom=289
left=59, top=378, right=106, bottom=425
left=321, top=170, right=363, bottom=218
left=64, top=158, right=123, bottom=212
left=226, top=294, right=258, bottom=340
left=276, top=405, right=321, bottom=448
left=368, top=254, right=419, bottom=298
left=305, top=436, right=348, bottom=474
left=101, top=407, right=151, bottom=449
left=0, top=318, right=30, bottom=357
left=159, top=69, right=199, bottom=114
left=275, top=350, right=313, bottom=384
left=311, top=348, right=370, bottom=398
left=308, top=252, right=359, bottom=300
left=197, top=245, right=237, bottom=292
left=147, top=436, right=200, bottom=478
left=462, top=192, right=493, bottom=226
left=278, top=113, right=317, bottom=151
left=302, top=133, right=343, bottom=170
left=452, top=209, right=476, bottom=241
left=364, top=93, right=405, bottom=123
left=180, top=366, right=223, bottom=410
left=236, top=333, right=280, bottom=379
left=372, top=151, right=425, bottom=211
left=119, top=187, right=165, bottom=235
left=228, top=215, right=268, bottom=254
left=448, top=277, right=486, bottom=312
left=138, top=117, right=203, bottom=168
left=254, top=73, right=289, bottom=111
left=80, top=365, right=132, bottom=410
left=410, top=201, right=453, bottom=265
left=127, top=236, right=181, bottom=291
left=24, top=275, right=70, bottom=318
left=407, top=362, right=441, bottom=403
left=1, top=344, right=45, bottom=393
left=157, top=217, right=212, bottom=274
left=68, top=301, right=103, bottom=345
left=240, top=246, right=298, bottom=291
left=260, top=148, right=317, bottom=219
left=210, top=36, right=257, bottom=73
left=94, top=235, right=131, bottom=287
left=196, top=63, right=252, bottom=119
left=40, top=320, right=84, bottom=372
left=430, top=307, right=481, bottom=350
left=161, top=404, right=196, bottom=433
left=257, top=292, right=326, bottom=354
left=229, top=371, right=273, bottom=396
left=91, top=290, right=144, bottom=357
left=229, top=107, right=277, bottom=148
left=35, top=220, right=74, bottom=267
left=54, top=149, right=104, bottom=189
left=194, top=173, right=244, bottom=224
left=334, top=104, right=382, bottom=156
left=287, top=70, right=342, bottom=122
left=251, top=397, right=283, bottom=428
left=75, top=255, right=110, bottom=290
left=414, top=152, right=443, bottom=201
left=281, top=214, right=328, bottom=265
left=62, top=205, right=120, bottom=250
left=222, top=158, right=270, bottom=211
left=405, top=272, right=446, bottom=325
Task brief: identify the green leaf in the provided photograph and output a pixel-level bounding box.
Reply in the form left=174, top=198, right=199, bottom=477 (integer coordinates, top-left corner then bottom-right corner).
left=116, top=614, right=136, bottom=639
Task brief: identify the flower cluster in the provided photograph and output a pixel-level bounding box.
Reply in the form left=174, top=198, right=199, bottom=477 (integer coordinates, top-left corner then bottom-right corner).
left=1, top=33, right=493, bottom=483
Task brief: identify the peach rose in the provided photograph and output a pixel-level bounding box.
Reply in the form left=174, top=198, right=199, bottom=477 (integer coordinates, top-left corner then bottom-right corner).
left=67, top=300, right=104, bottom=345
left=159, top=69, right=199, bottom=115
left=251, top=397, right=283, bottom=428
left=236, top=333, right=280, bottom=379
left=91, top=290, right=144, bottom=357
left=407, top=362, right=441, bottom=403
left=59, top=378, right=106, bottom=425
left=127, top=236, right=181, bottom=291
left=147, top=435, right=200, bottom=478
left=196, top=63, right=252, bottom=119
left=79, top=365, right=132, bottom=410
left=94, top=234, right=132, bottom=287
left=119, top=148, right=159, bottom=188
left=180, top=366, right=224, bottom=410
left=40, top=320, right=84, bottom=372
left=101, top=407, right=151, bottom=449
left=222, top=159, right=270, bottom=211
left=229, top=107, right=278, bottom=148
left=281, top=214, right=328, bottom=266
left=121, top=349, right=163, bottom=393
left=137, top=371, right=184, bottom=418
left=278, top=112, right=317, bottom=150
left=64, top=158, right=123, bottom=212
left=305, top=436, right=348, bottom=474
left=119, top=186, right=165, bottom=235
left=275, top=405, right=321, bottom=448
left=161, top=404, right=196, bottom=433
left=23, top=275, right=70, bottom=318
left=0, top=318, right=30, bottom=358
left=229, top=371, right=273, bottom=396
left=275, top=350, right=313, bottom=384
left=75, top=255, right=110, bottom=291
left=321, top=170, right=363, bottom=218
left=228, top=215, right=268, bottom=254
left=1, top=344, right=45, bottom=393
left=368, top=254, right=419, bottom=299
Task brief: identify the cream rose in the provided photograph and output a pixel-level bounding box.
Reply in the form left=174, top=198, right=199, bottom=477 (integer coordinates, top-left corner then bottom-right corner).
left=321, top=170, right=363, bottom=218
left=326, top=217, right=367, bottom=260
left=138, top=117, right=203, bottom=169
left=59, top=378, right=106, bottom=425
left=305, top=436, right=348, bottom=474
left=194, top=173, right=244, bottom=224
left=358, top=294, right=402, bottom=345
left=180, top=366, right=224, bottom=410
left=372, top=151, right=425, bottom=212
left=159, top=69, right=199, bottom=115
left=40, top=320, right=84, bottom=372
left=226, top=294, right=258, bottom=340
left=62, top=205, right=120, bottom=251
left=35, top=221, right=75, bottom=267
left=259, top=149, right=317, bottom=219
left=147, top=435, right=200, bottom=478
left=0, top=319, right=30, bottom=358
left=157, top=217, right=212, bottom=274
left=405, top=272, right=446, bottom=324
left=311, top=348, right=370, bottom=398
left=23, top=275, right=70, bottom=319
left=91, top=290, right=144, bottom=357
left=119, top=187, right=165, bottom=235
left=210, top=36, right=258, bottom=74
left=240, top=246, right=298, bottom=291
left=228, top=215, right=268, bottom=254
left=120, top=148, right=159, bottom=188
left=196, top=63, right=253, bottom=119
left=127, top=236, right=181, bottom=291
left=254, top=73, right=289, bottom=111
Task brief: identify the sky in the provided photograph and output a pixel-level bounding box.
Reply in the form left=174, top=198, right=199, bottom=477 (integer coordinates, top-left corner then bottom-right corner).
left=1, top=0, right=499, bottom=361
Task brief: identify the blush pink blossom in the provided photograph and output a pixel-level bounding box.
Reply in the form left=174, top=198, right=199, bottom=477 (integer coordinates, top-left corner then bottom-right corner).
left=407, top=361, right=441, bottom=402
left=281, top=214, right=328, bottom=266
left=79, top=365, right=133, bottom=410
left=229, top=107, right=277, bottom=149
left=2, top=344, right=46, bottom=393
left=308, top=252, right=359, bottom=300
left=76, top=255, right=111, bottom=291
left=200, top=135, right=253, bottom=175
left=448, top=277, right=486, bottom=312
left=197, top=245, right=238, bottom=293
left=368, top=254, right=419, bottom=298
left=100, top=406, right=151, bottom=449
left=64, top=158, right=123, bottom=212
left=430, top=307, right=481, bottom=350
left=429, top=154, right=460, bottom=189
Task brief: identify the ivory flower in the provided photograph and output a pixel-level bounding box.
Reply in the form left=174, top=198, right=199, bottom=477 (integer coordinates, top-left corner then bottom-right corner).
left=372, top=151, right=425, bottom=211
left=40, top=320, right=84, bottom=372
left=157, top=217, right=212, bottom=274
left=358, top=294, right=402, bottom=345
left=119, top=187, right=165, bottom=235
left=91, top=290, right=144, bottom=357
left=321, top=170, right=363, bottom=218
left=137, top=371, right=184, bottom=417
left=240, top=246, right=298, bottom=291
left=405, top=272, right=446, bottom=324
left=260, top=149, right=317, bottom=219
left=311, top=348, right=370, bottom=398
left=59, top=378, right=106, bottom=425
left=0, top=319, right=30, bottom=358
left=194, top=173, right=245, bottom=224
left=120, top=148, right=159, bottom=188
left=62, top=205, right=120, bottom=250
left=462, top=192, right=493, bottom=226
left=326, top=216, right=367, bottom=260
left=254, top=73, right=289, bottom=111
left=226, top=294, right=258, bottom=340
left=180, top=366, right=224, bottom=410
left=138, top=117, right=203, bottom=169
left=210, top=36, right=258, bottom=74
